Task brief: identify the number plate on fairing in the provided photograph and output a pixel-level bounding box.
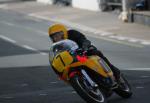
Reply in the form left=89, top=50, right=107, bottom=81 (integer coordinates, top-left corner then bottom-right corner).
left=52, top=51, right=73, bottom=72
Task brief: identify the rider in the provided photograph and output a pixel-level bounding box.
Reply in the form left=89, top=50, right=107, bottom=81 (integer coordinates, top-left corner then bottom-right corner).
left=48, top=23, right=121, bottom=82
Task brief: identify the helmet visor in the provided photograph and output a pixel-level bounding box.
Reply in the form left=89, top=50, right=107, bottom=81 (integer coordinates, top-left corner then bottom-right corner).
left=50, top=31, right=64, bottom=42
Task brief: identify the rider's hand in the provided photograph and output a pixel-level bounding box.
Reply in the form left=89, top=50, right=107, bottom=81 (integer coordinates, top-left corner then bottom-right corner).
left=76, top=48, right=84, bottom=55
left=82, top=40, right=91, bottom=51
left=88, top=45, right=97, bottom=51
left=86, top=45, right=97, bottom=56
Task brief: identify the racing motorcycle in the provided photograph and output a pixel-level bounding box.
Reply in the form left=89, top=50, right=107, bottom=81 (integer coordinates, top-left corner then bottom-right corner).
left=49, top=39, right=132, bottom=103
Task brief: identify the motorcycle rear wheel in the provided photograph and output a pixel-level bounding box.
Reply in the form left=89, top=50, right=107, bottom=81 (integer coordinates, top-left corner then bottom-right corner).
left=70, top=74, right=107, bottom=103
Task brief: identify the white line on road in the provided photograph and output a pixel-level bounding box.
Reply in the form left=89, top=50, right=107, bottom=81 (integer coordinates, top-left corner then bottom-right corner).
left=22, top=45, right=38, bottom=51
left=99, top=32, right=113, bottom=36
left=35, top=30, right=47, bottom=36
left=71, top=91, right=76, bottom=94
left=128, top=39, right=139, bottom=43
left=109, top=36, right=127, bottom=40
left=140, top=76, right=150, bottom=78
left=2, top=96, right=14, bottom=99
left=141, top=41, right=150, bottom=45
left=124, top=68, right=150, bottom=71
left=136, top=86, right=144, bottom=89
left=1, top=21, right=15, bottom=26
left=51, top=82, right=58, bottom=84
left=0, top=35, right=47, bottom=56
left=21, top=83, right=29, bottom=87
left=39, top=93, right=48, bottom=96
left=91, top=35, right=144, bottom=48
left=0, top=20, right=48, bottom=36
left=0, top=4, right=8, bottom=9
left=22, top=45, right=48, bottom=56
left=116, top=36, right=128, bottom=41
left=40, top=52, right=48, bottom=56
left=0, top=35, right=16, bottom=43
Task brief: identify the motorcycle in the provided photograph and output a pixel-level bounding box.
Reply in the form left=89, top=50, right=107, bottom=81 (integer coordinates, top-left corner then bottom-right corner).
left=49, top=39, right=132, bottom=103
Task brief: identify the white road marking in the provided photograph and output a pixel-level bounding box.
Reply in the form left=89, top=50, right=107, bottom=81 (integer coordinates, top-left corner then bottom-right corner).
left=141, top=41, right=150, bottom=45
left=71, top=91, right=76, bottom=94
left=22, top=45, right=38, bottom=51
left=140, top=76, right=150, bottom=78
left=39, top=93, right=48, bottom=96
left=0, top=4, right=8, bottom=9
left=116, top=36, right=128, bottom=41
left=0, top=35, right=47, bottom=56
left=109, top=36, right=128, bottom=40
left=35, top=30, right=47, bottom=36
left=100, top=33, right=113, bottom=36
left=40, top=52, right=48, bottom=56
left=51, top=82, right=58, bottom=84
left=92, top=35, right=144, bottom=48
left=26, top=16, right=43, bottom=22
left=21, top=83, right=29, bottom=87
left=2, top=21, right=15, bottom=26
left=0, top=35, right=16, bottom=43
left=124, top=68, right=150, bottom=71
left=3, top=96, right=14, bottom=99
left=1, top=20, right=48, bottom=36
left=28, top=14, right=49, bottom=20
left=0, top=22, right=48, bottom=56
left=108, top=35, right=117, bottom=39
left=136, top=86, right=144, bottom=89
left=0, top=35, right=48, bottom=56
left=128, top=39, right=139, bottom=43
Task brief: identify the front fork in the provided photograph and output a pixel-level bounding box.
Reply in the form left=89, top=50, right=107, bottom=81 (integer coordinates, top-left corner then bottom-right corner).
left=81, top=69, right=98, bottom=88
left=81, top=69, right=118, bottom=90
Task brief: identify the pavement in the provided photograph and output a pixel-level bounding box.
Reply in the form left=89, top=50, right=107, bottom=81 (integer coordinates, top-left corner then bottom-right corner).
left=0, top=1, right=150, bottom=46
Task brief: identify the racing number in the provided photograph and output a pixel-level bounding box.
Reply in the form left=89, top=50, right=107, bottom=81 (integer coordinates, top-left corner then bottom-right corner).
left=56, top=54, right=66, bottom=67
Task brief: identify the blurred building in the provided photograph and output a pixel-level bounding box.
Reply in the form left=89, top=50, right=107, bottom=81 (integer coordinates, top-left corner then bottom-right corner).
left=37, top=0, right=150, bottom=11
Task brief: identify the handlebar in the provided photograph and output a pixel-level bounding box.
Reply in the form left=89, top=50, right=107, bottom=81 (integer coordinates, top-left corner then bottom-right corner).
left=75, top=48, right=88, bottom=56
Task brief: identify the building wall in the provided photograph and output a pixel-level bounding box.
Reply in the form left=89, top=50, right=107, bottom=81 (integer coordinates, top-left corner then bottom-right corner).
left=72, top=0, right=100, bottom=11
left=37, top=0, right=53, bottom=4
left=37, top=0, right=150, bottom=11
left=127, top=0, right=150, bottom=10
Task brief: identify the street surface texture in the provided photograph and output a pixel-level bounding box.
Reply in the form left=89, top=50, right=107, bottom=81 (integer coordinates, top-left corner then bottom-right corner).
left=0, top=1, right=150, bottom=103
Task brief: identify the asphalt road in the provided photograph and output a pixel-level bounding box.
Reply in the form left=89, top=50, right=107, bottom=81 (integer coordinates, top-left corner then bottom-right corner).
left=0, top=5, right=150, bottom=103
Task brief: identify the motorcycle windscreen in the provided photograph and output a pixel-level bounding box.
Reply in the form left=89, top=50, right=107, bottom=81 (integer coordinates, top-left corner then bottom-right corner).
left=49, top=39, right=78, bottom=73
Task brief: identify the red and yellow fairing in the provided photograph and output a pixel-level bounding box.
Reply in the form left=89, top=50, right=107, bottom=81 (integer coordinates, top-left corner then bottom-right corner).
left=51, top=51, right=113, bottom=81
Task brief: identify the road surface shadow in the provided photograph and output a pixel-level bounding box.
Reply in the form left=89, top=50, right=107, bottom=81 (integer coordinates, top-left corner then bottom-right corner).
left=0, top=65, right=150, bottom=103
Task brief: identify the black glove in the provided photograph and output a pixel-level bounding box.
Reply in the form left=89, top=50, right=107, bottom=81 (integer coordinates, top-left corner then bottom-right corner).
left=82, top=39, right=91, bottom=51
left=86, top=45, right=97, bottom=56
left=75, top=48, right=86, bottom=56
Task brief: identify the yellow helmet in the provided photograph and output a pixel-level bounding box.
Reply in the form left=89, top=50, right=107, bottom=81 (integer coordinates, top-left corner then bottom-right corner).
left=48, top=24, right=68, bottom=40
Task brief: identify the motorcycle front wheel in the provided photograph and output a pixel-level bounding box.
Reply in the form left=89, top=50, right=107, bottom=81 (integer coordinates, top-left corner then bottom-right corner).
left=70, top=73, right=107, bottom=103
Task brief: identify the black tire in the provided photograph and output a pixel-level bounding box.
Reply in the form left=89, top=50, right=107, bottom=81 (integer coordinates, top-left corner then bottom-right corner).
left=70, top=74, right=107, bottom=103
left=115, top=74, right=133, bottom=98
